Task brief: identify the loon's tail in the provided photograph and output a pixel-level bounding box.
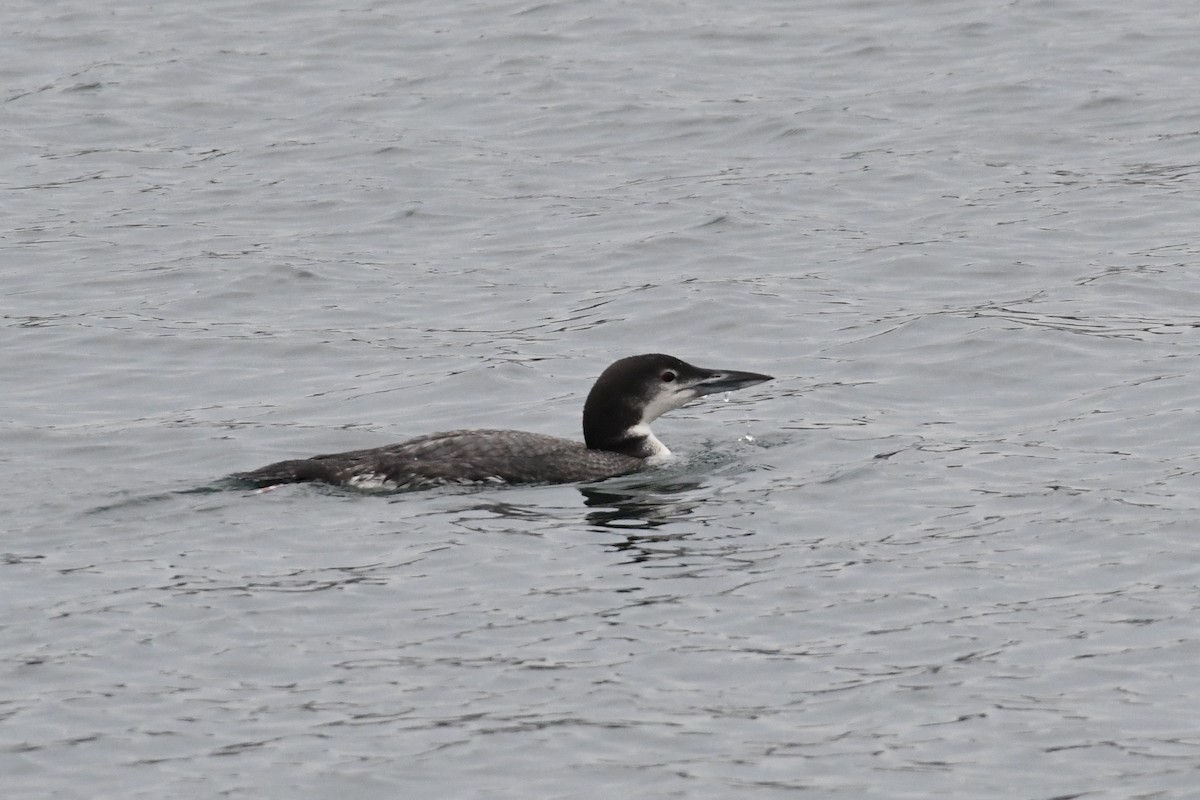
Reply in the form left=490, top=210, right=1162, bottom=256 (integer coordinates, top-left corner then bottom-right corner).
left=227, top=458, right=343, bottom=489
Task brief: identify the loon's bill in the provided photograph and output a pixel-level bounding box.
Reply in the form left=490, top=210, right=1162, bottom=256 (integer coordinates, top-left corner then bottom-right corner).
left=231, top=353, right=772, bottom=492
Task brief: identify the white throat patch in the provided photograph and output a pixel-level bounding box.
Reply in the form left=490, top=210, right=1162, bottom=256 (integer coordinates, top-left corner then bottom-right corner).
left=626, top=423, right=671, bottom=458
left=639, top=387, right=697, bottom=425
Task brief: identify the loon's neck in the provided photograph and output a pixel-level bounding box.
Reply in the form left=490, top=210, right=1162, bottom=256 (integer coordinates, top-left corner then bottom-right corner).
left=583, top=403, right=667, bottom=459
left=599, top=423, right=670, bottom=459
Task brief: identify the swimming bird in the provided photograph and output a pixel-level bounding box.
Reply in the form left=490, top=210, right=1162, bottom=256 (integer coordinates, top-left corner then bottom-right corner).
left=231, top=353, right=771, bottom=491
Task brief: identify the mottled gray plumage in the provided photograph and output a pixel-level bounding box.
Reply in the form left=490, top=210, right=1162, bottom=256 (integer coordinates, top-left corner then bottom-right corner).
left=235, top=429, right=643, bottom=490
left=231, top=353, right=771, bottom=492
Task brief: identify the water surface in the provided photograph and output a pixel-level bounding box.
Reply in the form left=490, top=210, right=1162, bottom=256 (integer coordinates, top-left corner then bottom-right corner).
left=3, top=0, right=1200, bottom=797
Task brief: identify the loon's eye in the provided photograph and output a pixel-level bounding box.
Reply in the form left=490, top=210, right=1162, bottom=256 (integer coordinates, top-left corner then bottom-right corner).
left=661, top=370, right=676, bottom=383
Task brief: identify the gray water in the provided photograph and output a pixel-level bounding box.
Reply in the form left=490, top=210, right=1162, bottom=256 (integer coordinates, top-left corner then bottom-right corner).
left=3, top=0, right=1200, bottom=797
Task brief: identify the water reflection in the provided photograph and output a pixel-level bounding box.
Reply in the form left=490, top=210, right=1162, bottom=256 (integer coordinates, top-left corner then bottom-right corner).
left=579, top=478, right=705, bottom=530
left=577, top=479, right=714, bottom=564
left=446, top=477, right=709, bottom=532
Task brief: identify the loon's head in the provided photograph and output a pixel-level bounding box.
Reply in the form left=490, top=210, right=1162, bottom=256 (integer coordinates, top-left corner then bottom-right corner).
left=582, top=353, right=772, bottom=458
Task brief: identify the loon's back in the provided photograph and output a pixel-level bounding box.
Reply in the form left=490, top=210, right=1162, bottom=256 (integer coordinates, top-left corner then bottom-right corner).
left=232, top=429, right=644, bottom=491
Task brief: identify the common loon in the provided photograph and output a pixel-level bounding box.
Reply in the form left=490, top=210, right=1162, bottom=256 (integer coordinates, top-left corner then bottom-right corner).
left=231, top=353, right=771, bottom=491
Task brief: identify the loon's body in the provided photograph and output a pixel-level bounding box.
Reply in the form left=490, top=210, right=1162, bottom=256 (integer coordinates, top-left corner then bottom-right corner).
left=232, top=354, right=771, bottom=492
